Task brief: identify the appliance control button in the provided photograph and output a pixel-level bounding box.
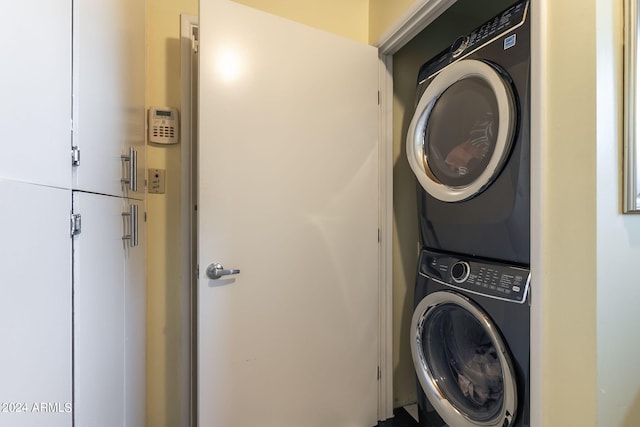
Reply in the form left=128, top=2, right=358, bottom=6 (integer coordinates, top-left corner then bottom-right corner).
left=451, top=36, right=469, bottom=58
left=451, top=261, right=471, bottom=283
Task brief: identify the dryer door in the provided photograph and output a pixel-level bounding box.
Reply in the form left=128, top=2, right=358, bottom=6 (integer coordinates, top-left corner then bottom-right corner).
left=406, top=59, right=517, bottom=202
left=410, top=290, right=518, bottom=427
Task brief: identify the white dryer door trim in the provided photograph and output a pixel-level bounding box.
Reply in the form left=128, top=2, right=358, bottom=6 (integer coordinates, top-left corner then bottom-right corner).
left=410, top=290, right=518, bottom=427
left=406, top=59, right=517, bottom=202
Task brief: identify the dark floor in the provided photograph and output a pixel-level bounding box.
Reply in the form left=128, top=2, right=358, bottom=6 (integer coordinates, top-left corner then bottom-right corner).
left=376, top=407, right=419, bottom=427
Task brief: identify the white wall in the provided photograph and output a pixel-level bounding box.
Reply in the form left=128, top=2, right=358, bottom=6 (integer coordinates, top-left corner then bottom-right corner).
left=146, top=2, right=198, bottom=426
left=596, top=0, right=640, bottom=425
left=369, top=0, right=414, bottom=43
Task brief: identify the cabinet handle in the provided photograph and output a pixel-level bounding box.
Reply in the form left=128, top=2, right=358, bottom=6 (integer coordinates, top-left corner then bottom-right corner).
left=122, top=204, right=138, bottom=247
left=121, top=147, right=138, bottom=192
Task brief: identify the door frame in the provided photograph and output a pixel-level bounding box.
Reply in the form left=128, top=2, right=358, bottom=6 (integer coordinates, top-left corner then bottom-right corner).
left=180, top=13, right=199, bottom=427
left=375, top=0, right=457, bottom=419
left=180, top=1, right=461, bottom=423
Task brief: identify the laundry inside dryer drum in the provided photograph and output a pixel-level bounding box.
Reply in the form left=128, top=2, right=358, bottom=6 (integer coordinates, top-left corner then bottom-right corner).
left=424, top=77, right=500, bottom=187
left=421, top=304, right=505, bottom=422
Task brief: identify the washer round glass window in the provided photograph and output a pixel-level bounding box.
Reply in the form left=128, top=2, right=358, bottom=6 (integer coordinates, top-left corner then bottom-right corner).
left=422, top=302, right=505, bottom=422
left=425, top=77, right=500, bottom=187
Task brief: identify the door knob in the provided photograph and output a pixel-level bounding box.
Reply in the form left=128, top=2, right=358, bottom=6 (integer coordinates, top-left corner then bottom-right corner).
left=206, top=263, right=240, bottom=280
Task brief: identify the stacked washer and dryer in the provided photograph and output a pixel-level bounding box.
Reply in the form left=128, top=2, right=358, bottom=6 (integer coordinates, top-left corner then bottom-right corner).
left=406, top=1, right=531, bottom=426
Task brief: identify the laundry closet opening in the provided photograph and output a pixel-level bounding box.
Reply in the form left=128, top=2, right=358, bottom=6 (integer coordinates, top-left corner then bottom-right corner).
left=390, top=0, right=523, bottom=409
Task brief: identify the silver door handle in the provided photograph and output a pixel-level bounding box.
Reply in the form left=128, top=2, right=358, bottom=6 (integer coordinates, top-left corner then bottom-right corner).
left=206, top=263, right=240, bottom=280
left=122, top=204, right=138, bottom=247
left=121, top=147, right=138, bottom=192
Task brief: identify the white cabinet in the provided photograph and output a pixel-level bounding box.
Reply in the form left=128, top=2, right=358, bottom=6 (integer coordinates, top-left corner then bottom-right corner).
left=0, top=0, right=147, bottom=426
left=0, top=1, right=71, bottom=188
left=124, top=198, right=147, bottom=427
left=71, top=0, right=147, bottom=424
left=72, top=0, right=146, bottom=200
left=0, top=179, right=72, bottom=427
left=72, top=192, right=145, bottom=427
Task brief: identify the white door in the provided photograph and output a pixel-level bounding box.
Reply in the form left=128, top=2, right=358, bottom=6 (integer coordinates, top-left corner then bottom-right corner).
left=198, top=1, right=380, bottom=426
left=0, top=1, right=71, bottom=188
left=0, top=180, right=72, bottom=427
left=72, top=0, right=146, bottom=200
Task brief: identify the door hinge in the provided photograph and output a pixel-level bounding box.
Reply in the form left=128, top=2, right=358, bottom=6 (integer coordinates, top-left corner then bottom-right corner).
left=192, top=26, right=199, bottom=54
left=71, top=213, right=82, bottom=236
left=71, top=146, right=81, bottom=167
left=378, top=91, right=380, bottom=105
left=377, top=366, right=381, bottom=380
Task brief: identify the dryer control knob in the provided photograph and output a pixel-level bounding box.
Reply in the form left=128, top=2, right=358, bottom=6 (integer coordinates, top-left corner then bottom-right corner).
left=451, top=261, right=470, bottom=283
left=451, top=36, right=469, bottom=58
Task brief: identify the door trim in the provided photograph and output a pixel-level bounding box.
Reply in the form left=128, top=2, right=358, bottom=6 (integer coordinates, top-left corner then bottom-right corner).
left=375, top=0, right=458, bottom=419
left=180, top=13, right=198, bottom=427
left=374, top=0, right=458, bottom=54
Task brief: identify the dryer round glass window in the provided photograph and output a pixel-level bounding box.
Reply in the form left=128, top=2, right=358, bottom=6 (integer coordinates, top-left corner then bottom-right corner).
left=406, top=59, right=517, bottom=202
left=411, top=291, right=518, bottom=427
left=425, top=77, right=499, bottom=187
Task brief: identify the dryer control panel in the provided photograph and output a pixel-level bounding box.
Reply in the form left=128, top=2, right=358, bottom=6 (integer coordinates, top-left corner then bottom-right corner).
left=417, top=0, right=529, bottom=83
left=465, top=0, right=529, bottom=53
left=419, top=249, right=530, bottom=304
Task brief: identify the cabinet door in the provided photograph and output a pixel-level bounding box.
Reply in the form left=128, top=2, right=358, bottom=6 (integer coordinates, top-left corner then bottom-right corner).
left=124, top=198, right=146, bottom=427
left=0, top=179, right=72, bottom=427
left=72, top=0, right=146, bottom=200
left=73, top=192, right=146, bottom=427
left=0, top=1, right=71, bottom=188
left=73, top=191, right=125, bottom=427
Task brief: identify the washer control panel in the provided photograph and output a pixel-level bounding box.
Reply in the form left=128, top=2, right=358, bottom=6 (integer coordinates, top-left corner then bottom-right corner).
left=419, top=249, right=530, bottom=304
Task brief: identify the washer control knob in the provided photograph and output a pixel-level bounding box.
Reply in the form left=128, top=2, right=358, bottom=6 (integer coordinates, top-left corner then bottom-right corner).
left=451, top=261, right=470, bottom=283
left=451, top=36, right=469, bottom=58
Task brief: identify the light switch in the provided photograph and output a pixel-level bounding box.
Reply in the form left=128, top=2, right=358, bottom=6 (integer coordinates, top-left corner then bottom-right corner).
left=149, top=168, right=166, bottom=194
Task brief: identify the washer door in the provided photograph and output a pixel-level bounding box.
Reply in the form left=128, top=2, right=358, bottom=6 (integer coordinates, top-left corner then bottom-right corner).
left=410, top=290, right=518, bottom=427
left=406, top=59, right=517, bottom=202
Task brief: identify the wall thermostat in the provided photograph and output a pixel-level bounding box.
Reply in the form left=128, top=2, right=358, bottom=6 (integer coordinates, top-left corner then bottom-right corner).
left=148, top=107, right=179, bottom=145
